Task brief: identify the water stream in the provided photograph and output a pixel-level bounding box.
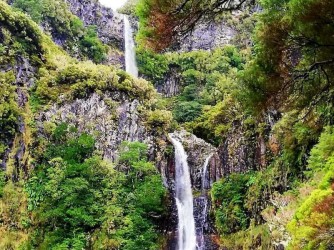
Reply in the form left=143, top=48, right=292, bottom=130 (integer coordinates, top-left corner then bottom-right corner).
left=170, top=134, right=197, bottom=250
left=123, top=15, right=138, bottom=77
left=201, top=154, right=213, bottom=193
left=196, top=154, right=213, bottom=250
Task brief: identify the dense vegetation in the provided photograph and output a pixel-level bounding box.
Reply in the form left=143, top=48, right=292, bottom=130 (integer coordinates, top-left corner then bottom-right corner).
left=136, top=0, right=334, bottom=248
left=0, top=1, right=166, bottom=248
left=12, top=0, right=107, bottom=63
left=137, top=46, right=247, bottom=128
left=1, top=0, right=334, bottom=248
left=25, top=124, right=166, bottom=249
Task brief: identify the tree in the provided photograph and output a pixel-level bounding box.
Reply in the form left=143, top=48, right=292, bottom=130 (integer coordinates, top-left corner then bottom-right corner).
left=136, top=0, right=255, bottom=50
left=26, top=126, right=120, bottom=248
left=240, top=0, right=334, bottom=116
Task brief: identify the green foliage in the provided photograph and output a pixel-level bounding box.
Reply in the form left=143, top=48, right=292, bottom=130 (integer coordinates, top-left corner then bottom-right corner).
left=308, top=126, right=334, bottom=171
left=118, top=0, right=138, bottom=16
left=220, top=223, right=272, bottom=249
left=146, top=109, right=173, bottom=133
left=12, top=0, right=108, bottom=62
left=0, top=1, right=45, bottom=59
left=25, top=125, right=166, bottom=249
left=79, top=26, right=107, bottom=63
left=286, top=126, right=334, bottom=249
left=137, top=45, right=247, bottom=129
left=0, top=71, right=20, bottom=158
left=0, top=170, right=5, bottom=197
left=13, top=0, right=44, bottom=22
left=26, top=126, right=114, bottom=248
left=173, top=101, right=203, bottom=123
left=188, top=95, right=242, bottom=145
left=136, top=47, right=169, bottom=82
left=0, top=180, right=30, bottom=249
left=115, top=141, right=167, bottom=249
left=240, top=0, right=334, bottom=115
left=211, top=173, right=252, bottom=234
left=36, top=60, right=156, bottom=103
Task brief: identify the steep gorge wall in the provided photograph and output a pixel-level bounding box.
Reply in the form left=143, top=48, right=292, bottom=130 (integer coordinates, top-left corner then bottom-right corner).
left=38, top=92, right=152, bottom=162
left=64, top=0, right=124, bottom=49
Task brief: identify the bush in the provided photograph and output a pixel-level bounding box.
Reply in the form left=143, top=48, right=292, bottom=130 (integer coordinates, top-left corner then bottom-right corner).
left=211, top=173, right=251, bottom=235
left=79, top=26, right=107, bottom=63
left=173, top=101, right=203, bottom=123
left=146, top=109, right=173, bottom=132
left=287, top=126, right=334, bottom=249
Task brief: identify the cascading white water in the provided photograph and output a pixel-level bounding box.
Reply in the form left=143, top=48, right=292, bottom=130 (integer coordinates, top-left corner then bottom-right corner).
left=123, top=15, right=138, bottom=77
left=197, top=153, right=214, bottom=250
left=201, top=154, right=213, bottom=193
left=169, top=134, right=197, bottom=250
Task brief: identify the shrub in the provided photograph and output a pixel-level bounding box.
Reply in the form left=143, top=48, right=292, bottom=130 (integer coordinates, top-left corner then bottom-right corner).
left=211, top=173, right=251, bottom=235
left=173, top=101, right=203, bottom=123
left=79, top=26, right=107, bottom=63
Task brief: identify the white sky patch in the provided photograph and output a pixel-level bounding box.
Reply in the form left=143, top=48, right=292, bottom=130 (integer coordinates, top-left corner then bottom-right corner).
left=99, top=0, right=127, bottom=10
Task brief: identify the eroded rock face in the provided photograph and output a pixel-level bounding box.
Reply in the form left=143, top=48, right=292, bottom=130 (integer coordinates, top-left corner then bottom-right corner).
left=164, top=130, right=218, bottom=190
left=38, top=92, right=152, bottom=161
left=218, top=110, right=281, bottom=175
left=64, top=0, right=125, bottom=50
left=155, top=65, right=181, bottom=97
left=0, top=55, right=36, bottom=177
left=178, top=19, right=236, bottom=52
left=218, top=120, right=258, bottom=175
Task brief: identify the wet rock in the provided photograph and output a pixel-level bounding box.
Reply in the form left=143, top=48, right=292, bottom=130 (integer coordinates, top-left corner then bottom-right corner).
left=165, top=130, right=220, bottom=250
left=166, top=130, right=218, bottom=190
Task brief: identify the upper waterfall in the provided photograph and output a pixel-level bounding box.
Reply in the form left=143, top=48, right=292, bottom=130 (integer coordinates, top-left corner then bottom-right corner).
left=169, top=134, right=197, bottom=250
left=123, top=15, right=138, bottom=77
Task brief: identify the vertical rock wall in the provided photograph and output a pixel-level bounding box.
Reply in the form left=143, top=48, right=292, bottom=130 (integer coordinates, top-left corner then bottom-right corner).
left=64, top=0, right=125, bottom=49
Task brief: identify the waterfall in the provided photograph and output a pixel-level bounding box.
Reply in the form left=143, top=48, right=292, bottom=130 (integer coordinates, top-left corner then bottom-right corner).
left=196, top=154, right=214, bottom=250
left=201, top=154, right=213, bottom=193
left=169, top=134, right=197, bottom=250
left=123, top=15, right=138, bottom=77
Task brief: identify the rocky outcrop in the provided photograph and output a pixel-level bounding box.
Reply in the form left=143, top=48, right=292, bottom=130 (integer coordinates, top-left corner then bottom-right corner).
left=218, top=119, right=259, bottom=175
left=164, top=130, right=218, bottom=190
left=155, top=65, right=182, bottom=97
left=38, top=92, right=152, bottom=161
left=0, top=55, right=36, bottom=178
left=178, top=18, right=236, bottom=52
left=64, top=0, right=125, bottom=50
left=215, top=110, right=280, bottom=177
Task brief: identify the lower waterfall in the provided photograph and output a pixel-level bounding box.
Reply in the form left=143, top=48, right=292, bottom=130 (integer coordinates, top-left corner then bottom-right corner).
left=170, top=134, right=197, bottom=250
left=196, top=154, right=214, bottom=250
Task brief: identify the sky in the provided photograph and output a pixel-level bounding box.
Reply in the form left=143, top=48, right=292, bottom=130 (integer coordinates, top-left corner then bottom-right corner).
left=99, top=0, right=127, bottom=10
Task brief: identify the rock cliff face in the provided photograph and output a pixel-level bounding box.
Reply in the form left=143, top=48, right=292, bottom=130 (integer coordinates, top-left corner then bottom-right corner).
left=177, top=18, right=236, bottom=52
left=64, top=0, right=125, bottom=50
left=155, top=65, right=181, bottom=97
left=0, top=55, right=36, bottom=180
left=38, top=92, right=152, bottom=162
left=63, top=0, right=125, bottom=67
left=217, top=110, right=281, bottom=176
